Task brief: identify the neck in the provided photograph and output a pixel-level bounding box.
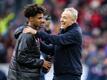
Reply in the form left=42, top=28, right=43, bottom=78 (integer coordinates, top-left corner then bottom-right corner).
left=64, top=21, right=76, bottom=29
left=65, top=23, right=73, bottom=29
left=27, top=22, right=36, bottom=30
left=69, top=21, right=76, bottom=26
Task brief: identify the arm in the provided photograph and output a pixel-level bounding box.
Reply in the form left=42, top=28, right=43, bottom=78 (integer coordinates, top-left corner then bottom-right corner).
left=16, top=34, right=43, bottom=68
left=23, top=26, right=82, bottom=45
left=37, top=29, right=82, bottom=45
left=17, top=50, right=44, bottom=68
left=40, top=41, right=54, bottom=56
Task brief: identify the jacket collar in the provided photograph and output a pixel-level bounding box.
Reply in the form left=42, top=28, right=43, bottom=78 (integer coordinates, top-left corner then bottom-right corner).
left=63, top=23, right=78, bottom=32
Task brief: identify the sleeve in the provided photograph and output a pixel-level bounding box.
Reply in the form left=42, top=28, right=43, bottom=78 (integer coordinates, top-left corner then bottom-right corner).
left=16, top=34, right=43, bottom=68
left=40, top=41, right=55, bottom=56
left=37, top=30, right=82, bottom=45
left=14, top=26, right=24, bottom=39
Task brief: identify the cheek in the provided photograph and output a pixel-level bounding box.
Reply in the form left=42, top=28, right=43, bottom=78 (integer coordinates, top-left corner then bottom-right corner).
left=64, top=20, right=68, bottom=24
left=33, top=19, right=37, bottom=23
left=36, top=20, right=40, bottom=24
left=65, top=19, right=71, bottom=23
left=37, top=20, right=43, bottom=25
left=38, top=20, right=42, bottom=23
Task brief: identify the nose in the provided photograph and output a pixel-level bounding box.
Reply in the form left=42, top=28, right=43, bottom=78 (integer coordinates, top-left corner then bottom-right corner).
left=41, top=18, right=46, bottom=26
left=42, top=18, right=45, bottom=23
left=60, top=18, right=64, bottom=23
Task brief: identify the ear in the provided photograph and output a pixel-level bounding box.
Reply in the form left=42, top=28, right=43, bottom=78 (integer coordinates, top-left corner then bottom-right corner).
left=29, top=17, right=34, bottom=22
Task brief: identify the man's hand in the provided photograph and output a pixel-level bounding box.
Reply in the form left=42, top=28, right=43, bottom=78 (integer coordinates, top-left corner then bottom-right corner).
left=23, top=27, right=37, bottom=34
left=42, top=60, right=51, bottom=71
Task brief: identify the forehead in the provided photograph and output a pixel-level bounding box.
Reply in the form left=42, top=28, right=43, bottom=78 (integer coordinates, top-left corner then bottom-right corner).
left=35, top=13, right=44, bottom=17
left=61, top=11, right=71, bottom=17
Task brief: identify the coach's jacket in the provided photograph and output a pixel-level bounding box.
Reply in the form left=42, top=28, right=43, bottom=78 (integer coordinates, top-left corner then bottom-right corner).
left=37, top=23, right=83, bottom=77
left=8, top=26, right=43, bottom=80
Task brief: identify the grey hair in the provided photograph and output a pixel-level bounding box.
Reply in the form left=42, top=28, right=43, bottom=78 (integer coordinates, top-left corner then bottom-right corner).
left=64, top=7, right=78, bottom=22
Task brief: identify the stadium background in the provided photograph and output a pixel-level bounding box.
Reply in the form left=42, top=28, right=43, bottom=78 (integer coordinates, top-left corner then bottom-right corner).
left=0, top=0, right=107, bottom=80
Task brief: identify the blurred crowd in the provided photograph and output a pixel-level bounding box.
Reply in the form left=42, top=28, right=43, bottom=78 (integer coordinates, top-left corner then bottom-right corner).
left=0, top=0, right=107, bottom=80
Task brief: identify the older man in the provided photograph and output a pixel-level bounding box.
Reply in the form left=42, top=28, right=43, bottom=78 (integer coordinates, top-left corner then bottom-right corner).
left=24, top=7, right=83, bottom=80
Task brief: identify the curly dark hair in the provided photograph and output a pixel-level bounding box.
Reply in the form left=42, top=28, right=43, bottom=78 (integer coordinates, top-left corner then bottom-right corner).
left=24, top=4, right=46, bottom=18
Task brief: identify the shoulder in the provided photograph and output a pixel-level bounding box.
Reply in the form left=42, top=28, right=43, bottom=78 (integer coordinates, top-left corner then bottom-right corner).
left=71, top=25, right=82, bottom=34
left=19, top=33, right=34, bottom=42
left=14, top=26, right=24, bottom=39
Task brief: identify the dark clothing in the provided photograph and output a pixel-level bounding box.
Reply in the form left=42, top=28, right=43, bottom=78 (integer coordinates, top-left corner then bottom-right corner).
left=14, top=26, right=25, bottom=39
left=8, top=32, right=44, bottom=80
left=13, top=25, right=52, bottom=80
left=37, top=23, right=83, bottom=78
left=53, top=74, right=81, bottom=80
left=0, top=71, right=7, bottom=80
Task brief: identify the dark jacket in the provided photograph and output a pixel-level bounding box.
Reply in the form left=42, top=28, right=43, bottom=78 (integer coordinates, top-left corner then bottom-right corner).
left=37, top=23, right=83, bottom=76
left=8, top=26, right=43, bottom=80
left=0, top=71, right=7, bottom=80
left=14, top=26, right=25, bottom=39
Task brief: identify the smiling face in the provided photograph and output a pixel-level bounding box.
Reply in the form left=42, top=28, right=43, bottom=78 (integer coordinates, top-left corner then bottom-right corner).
left=29, top=13, right=45, bottom=29
left=24, top=4, right=46, bottom=29
left=60, top=11, right=73, bottom=29
left=60, top=7, right=78, bottom=29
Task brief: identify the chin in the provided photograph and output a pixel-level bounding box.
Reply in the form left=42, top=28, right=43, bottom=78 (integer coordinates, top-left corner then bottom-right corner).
left=62, top=25, right=65, bottom=28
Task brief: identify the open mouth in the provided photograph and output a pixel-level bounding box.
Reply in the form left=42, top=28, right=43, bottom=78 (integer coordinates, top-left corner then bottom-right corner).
left=61, top=22, right=65, bottom=25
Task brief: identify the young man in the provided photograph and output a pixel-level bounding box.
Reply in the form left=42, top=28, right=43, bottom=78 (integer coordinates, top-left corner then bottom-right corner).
left=7, top=4, right=51, bottom=80
left=23, top=7, right=83, bottom=80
